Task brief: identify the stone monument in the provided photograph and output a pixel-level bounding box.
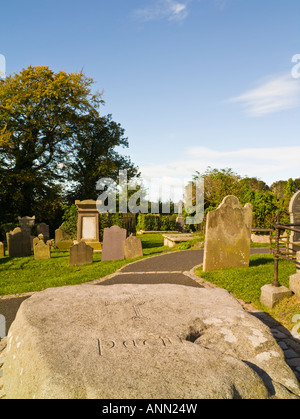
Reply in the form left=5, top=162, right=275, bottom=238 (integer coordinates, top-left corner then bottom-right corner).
left=37, top=223, right=49, bottom=242
left=76, top=200, right=101, bottom=251
left=69, top=241, right=93, bottom=266
left=289, top=190, right=300, bottom=252
left=289, top=251, right=300, bottom=299
left=6, top=227, right=31, bottom=258
left=102, top=225, right=127, bottom=261
left=123, top=234, right=143, bottom=259
left=176, top=200, right=186, bottom=232
left=18, top=216, right=35, bottom=230
left=33, top=236, right=51, bottom=260
left=203, top=196, right=252, bottom=271
left=0, top=242, right=4, bottom=257
left=3, top=284, right=300, bottom=399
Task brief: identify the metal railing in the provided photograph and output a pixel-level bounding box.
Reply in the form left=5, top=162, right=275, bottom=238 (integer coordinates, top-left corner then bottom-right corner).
left=271, top=214, right=300, bottom=287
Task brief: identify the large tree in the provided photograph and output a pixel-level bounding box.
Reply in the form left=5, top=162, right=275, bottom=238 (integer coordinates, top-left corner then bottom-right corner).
left=0, top=66, right=138, bottom=224
left=67, top=113, right=139, bottom=201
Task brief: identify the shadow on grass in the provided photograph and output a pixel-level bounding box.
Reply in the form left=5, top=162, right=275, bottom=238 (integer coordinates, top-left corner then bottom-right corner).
left=249, top=257, right=274, bottom=267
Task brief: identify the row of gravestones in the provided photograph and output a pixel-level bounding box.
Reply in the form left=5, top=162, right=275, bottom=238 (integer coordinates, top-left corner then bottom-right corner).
left=0, top=224, right=143, bottom=267
left=70, top=226, right=143, bottom=266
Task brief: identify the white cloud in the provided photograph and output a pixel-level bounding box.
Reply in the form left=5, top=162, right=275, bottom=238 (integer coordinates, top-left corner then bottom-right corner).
left=228, top=74, right=300, bottom=117
left=139, top=146, right=300, bottom=196
left=134, top=0, right=189, bottom=22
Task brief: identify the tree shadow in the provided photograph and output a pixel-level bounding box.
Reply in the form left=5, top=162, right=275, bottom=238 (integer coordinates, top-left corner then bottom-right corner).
left=249, top=257, right=273, bottom=267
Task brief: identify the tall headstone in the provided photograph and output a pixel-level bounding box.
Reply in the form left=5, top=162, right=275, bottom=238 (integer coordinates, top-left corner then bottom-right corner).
left=37, top=223, right=49, bottom=241
left=76, top=200, right=102, bottom=251
left=34, top=237, right=51, bottom=260
left=0, top=242, right=4, bottom=257
left=203, top=196, right=252, bottom=272
left=7, top=227, right=31, bottom=258
left=289, top=191, right=300, bottom=252
left=176, top=200, right=186, bottom=232
left=69, top=241, right=93, bottom=266
left=102, top=225, right=127, bottom=261
left=123, top=234, right=143, bottom=259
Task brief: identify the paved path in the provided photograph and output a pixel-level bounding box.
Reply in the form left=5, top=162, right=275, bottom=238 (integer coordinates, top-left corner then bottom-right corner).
left=96, top=247, right=271, bottom=287
left=0, top=248, right=272, bottom=333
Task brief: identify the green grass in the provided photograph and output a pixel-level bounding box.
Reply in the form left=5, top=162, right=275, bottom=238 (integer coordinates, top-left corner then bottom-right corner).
left=196, top=254, right=300, bottom=330
left=0, top=234, right=170, bottom=296
left=196, top=254, right=296, bottom=305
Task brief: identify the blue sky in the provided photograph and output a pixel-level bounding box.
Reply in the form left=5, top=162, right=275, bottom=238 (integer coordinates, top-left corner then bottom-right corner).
left=1, top=0, right=300, bottom=199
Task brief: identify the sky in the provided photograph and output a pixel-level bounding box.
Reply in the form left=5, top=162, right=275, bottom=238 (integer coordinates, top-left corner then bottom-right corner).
left=0, top=0, right=300, bottom=201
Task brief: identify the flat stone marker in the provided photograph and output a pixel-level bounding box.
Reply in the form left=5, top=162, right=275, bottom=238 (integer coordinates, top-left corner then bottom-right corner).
left=203, top=195, right=252, bottom=271
left=102, top=225, right=127, bottom=261
left=6, top=227, right=31, bottom=258
left=123, top=234, right=143, bottom=259
left=3, top=284, right=300, bottom=399
left=69, top=241, right=93, bottom=266
left=34, top=238, right=50, bottom=260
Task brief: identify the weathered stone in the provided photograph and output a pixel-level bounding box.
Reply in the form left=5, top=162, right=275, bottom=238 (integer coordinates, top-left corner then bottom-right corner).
left=123, top=235, right=143, bottom=259
left=203, top=195, right=252, bottom=271
left=37, top=223, right=49, bottom=241
left=163, top=234, right=194, bottom=248
left=55, top=227, right=67, bottom=245
left=18, top=216, right=35, bottom=229
left=6, top=228, right=31, bottom=258
left=0, top=242, right=4, bottom=257
left=3, top=284, right=300, bottom=399
left=69, top=242, right=93, bottom=266
left=102, top=225, right=127, bottom=261
left=33, top=239, right=50, bottom=260
left=32, top=237, right=40, bottom=248
left=260, top=284, right=292, bottom=309
left=56, top=240, right=73, bottom=250
left=289, top=274, right=300, bottom=299
left=289, top=191, right=300, bottom=252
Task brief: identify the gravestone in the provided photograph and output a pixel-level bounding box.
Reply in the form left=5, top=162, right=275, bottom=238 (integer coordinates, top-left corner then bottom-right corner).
left=289, top=191, right=300, bottom=252
left=289, top=251, right=300, bottom=299
left=123, top=234, right=143, bottom=259
left=0, top=242, right=4, bottom=257
left=18, top=216, right=35, bottom=228
left=203, top=195, right=252, bottom=272
left=176, top=200, right=186, bottom=232
left=55, top=226, right=67, bottom=244
left=3, top=284, right=300, bottom=399
left=69, top=241, right=93, bottom=266
left=34, top=237, right=50, bottom=260
left=32, top=237, right=40, bottom=248
left=7, top=227, right=31, bottom=258
left=102, top=225, right=127, bottom=261
left=37, top=223, right=49, bottom=241
left=18, top=216, right=35, bottom=234
left=76, top=200, right=101, bottom=251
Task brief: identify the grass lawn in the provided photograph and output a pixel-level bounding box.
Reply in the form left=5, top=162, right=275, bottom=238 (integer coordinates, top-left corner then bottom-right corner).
left=196, top=254, right=300, bottom=330
left=0, top=233, right=171, bottom=296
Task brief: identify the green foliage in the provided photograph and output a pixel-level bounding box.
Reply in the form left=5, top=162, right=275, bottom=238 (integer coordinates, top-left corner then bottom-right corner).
left=194, top=167, right=298, bottom=229
left=0, top=65, right=138, bottom=227
left=177, top=241, right=192, bottom=250
left=60, top=204, right=78, bottom=239
left=137, top=214, right=177, bottom=231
